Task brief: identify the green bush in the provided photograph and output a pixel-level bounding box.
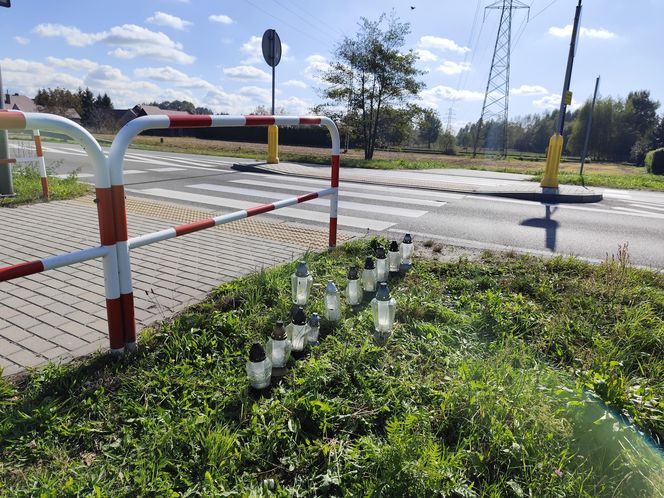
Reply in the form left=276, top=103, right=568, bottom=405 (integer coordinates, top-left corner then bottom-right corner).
left=645, top=147, right=664, bottom=174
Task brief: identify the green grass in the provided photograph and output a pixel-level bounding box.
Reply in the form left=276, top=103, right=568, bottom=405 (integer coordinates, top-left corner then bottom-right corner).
left=0, top=166, right=89, bottom=207
left=529, top=171, right=664, bottom=192
left=1, top=240, right=662, bottom=496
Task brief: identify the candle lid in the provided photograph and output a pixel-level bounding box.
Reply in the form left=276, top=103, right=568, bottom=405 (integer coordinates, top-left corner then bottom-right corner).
left=364, top=256, right=375, bottom=270
left=389, top=240, right=399, bottom=252
left=376, top=282, right=391, bottom=301
left=272, top=320, right=286, bottom=339
left=403, top=233, right=413, bottom=244
left=293, top=306, right=306, bottom=325
left=249, top=342, right=266, bottom=362
left=295, top=261, right=310, bottom=277
left=347, top=266, right=359, bottom=279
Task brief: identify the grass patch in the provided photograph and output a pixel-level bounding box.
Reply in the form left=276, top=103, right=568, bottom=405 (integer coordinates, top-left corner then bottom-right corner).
left=1, top=240, right=662, bottom=496
left=0, top=166, right=89, bottom=207
left=528, top=171, right=664, bottom=192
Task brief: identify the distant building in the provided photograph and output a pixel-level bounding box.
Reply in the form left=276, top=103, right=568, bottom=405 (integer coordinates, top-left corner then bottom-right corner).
left=3, top=92, right=81, bottom=123
left=117, top=104, right=190, bottom=128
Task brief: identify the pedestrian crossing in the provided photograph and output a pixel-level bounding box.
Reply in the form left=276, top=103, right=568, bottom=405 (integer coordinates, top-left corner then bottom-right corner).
left=126, top=174, right=451, bottom=232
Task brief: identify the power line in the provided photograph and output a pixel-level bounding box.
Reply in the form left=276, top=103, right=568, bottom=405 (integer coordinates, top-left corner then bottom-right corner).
left=270, top=0, right=343, bottom=41
left=529, top=0, right=559, bottom=21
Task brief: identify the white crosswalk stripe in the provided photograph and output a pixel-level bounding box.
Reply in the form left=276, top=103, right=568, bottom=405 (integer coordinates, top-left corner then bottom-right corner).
left=230, top=178, right=448, bottom=207
left=147, top=167, right=186, bottom=173
left=188, top=183, right=428, bottom=218
left=128, top=187, right=395, bottom=231
left=247, top=173, right=466, bottom=200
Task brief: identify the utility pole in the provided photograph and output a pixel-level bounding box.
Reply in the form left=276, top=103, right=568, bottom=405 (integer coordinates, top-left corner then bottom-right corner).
left=580, top=76, right=600, bottom=176
left=541, top=0, right=583, bottom=188
left=472, top=0, right=529, bottom=158
left=0, top=0, right=14, bottom=196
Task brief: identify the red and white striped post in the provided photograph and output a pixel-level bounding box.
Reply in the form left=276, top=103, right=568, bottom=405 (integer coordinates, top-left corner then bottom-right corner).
left=0, top=129, right=49, bottom=199
left=33, top=130, right=48, bottom=199
left=0, top=110, right=125, bottom=353
left=109, top=114, right=340, bottom=351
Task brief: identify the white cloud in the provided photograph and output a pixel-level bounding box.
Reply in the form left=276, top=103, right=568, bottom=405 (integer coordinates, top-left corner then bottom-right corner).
left=223, top=65, right=271, bottom=81
left=46, top=57, right=99, bottom=72
left=436, top=60, right=471, bottom=75
left=304, top=54, right=330, bottom=82
left=204, top=88, right=252, bottom=114
left=33, top=23, right=195, bottom=64
left=511, top=84, right=548, bottom=96
left=33, top=24, right=103, bottom=47
left=415, top=49, right=437, bottom=62
left=419, top=35, right=470, bottom=54
left=0, top=57, right=84, bottom=97
left=280, top=96, right=314, bottom=115
left=240, top=35, right=291, bottom=65
left=420, top=85, right=485, bottom=107
left=284, top=79, right=307, bottom=89
left=134, top=66, right=216, bottom=91
left=209, top=14, right=234, bottom=25
left=146, top=11, right=192, bottom=31
left=533, top=94, right=580, bottom=111
left=548, top=24, right=616, bottom=39
left=14, top=36, right=29, bottom=45
left=239, top=86, right=273, bottom=103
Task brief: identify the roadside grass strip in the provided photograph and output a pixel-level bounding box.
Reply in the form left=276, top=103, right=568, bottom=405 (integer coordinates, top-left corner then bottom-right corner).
left=1, top=241, right=663, bottom=496
left=0, top=166, right=89, bottom=207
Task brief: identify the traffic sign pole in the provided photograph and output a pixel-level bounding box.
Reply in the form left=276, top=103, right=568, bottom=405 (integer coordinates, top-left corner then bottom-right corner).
left=263, top=29, right=282, bottom=164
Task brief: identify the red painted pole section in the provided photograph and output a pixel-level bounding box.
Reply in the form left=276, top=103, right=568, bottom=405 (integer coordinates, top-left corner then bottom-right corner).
left=244, top=116, right=276, bottom=126
left=40, top=177, right=49, bottom=199
left=0, top=260, right=44, bottom=282
left=297, top=192, right=319, bottom=203
left=245, top=203, right=276, bottom=217
left=168, top=115, right=213, bottom=128
left=331, top=155, right=340, bottom=188
left=106, top=297, right=125, bottom=351
left=174, top=218, right=216, bottom=236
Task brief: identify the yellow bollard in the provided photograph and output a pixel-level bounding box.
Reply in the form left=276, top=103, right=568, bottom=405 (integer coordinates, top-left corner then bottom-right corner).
left=540, top=133, right=564, bottom=188
left=267, top=124, right=279, bottom=164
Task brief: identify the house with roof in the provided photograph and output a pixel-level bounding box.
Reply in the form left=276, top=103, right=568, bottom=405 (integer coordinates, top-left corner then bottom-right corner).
left=3, top=93, right=81, bottom=123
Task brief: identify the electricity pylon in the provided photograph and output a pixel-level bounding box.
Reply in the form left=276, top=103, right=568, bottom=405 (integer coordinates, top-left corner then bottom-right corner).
left=472, top=0, right=529, bottom=157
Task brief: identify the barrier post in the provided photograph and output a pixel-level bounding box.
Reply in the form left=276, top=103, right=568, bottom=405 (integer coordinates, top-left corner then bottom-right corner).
left=33, top=130, right=48, bottom=199
left=267, top=124, right=279, bottom=163
left=0, top=110, right=125, bottom=354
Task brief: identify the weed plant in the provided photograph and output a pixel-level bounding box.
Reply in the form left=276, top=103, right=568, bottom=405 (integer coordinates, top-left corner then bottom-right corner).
left=0, top=240, right=662, bottom=496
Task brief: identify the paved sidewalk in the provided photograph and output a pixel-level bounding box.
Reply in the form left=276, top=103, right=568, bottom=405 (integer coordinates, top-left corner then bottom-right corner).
left=233, top=161, right=603, bottom=203
left=0, top=196, right=347, bottom=376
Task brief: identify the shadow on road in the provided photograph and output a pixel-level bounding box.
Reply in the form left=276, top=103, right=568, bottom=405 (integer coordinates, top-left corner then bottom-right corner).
left=520, top=205, right=559, bottom=251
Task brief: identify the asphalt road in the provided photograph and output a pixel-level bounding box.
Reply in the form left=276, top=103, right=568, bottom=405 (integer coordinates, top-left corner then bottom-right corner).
left=12, top=141, right=664, bottom=269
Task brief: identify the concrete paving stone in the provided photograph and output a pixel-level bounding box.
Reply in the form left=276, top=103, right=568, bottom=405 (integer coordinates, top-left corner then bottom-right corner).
left=25, top=294, right=57, bottom=308
left=93, top=309, right=109, bottom=320
left=80, top=329, right=106, bottom=343
left=60, top=285, right=90, bottom=297
left=38, top=312, right=70, bottom=328
left=21, top=335, right=56, bottom=354
left=71, top=341, right=105, bottom=357
left=48, top=302, right=79, bottom=316
left=50, top=333, right=88, bottom=350
left=1, top=296, right=28, bottom=309
left=0, top=339, right=23, bottom=356
left=9, top=349, right=46, bottom=368
left=6, top=314, right=41, bottom=330
left=9, top=287, right=38, bottom=300
left=59, top=321, right=93, bottom=338
left=0, top=326, right=32, bottom=343
left=16, top=302, right=50, bottom=318
left=29, top=323, right=60, bottom=341
left=0, top=304, right=21, bottom=319
left=41, top=346, right=69, bottom=361
left=68, top=309, right=100, bottom=325
left=71, top=301, right=104, bottom=315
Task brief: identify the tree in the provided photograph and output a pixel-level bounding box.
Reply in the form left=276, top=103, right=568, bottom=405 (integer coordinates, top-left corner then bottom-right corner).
left=417, top=108, right=441, bottom=148
left=321, top=13, right=424, bottom=159
left=34, top=87, right=82, bottom=117
left=77, top=88, right=95, bottom=126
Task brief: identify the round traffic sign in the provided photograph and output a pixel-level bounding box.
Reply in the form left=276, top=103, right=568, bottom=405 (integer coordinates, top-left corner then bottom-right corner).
left=262, top=29, right=282, bottom=68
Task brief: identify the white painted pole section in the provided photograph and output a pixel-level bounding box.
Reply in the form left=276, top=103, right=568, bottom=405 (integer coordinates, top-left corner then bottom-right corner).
left=41, top=245, right=110, bottom=271
left=320, top=117, right=341, bottom=155
left=129, top=228, right=177, bottom=250
left=24, top=113, right=108, bottom=188
left=33, top=129, right=47, bottom=180
left=13, top=157, right=39, bottom=163
left=212, top=210, right=249, bottom=226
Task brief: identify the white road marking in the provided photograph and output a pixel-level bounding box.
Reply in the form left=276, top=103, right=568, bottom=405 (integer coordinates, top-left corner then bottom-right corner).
left=230, top=178, right=447, bottom=207
left=128, top=188, right=395, bottom=231
left=188, top=183, right=428, bottom=218
left=147, top=167, right=186, bottom=173
left=248, top=173, right=465, bottom=200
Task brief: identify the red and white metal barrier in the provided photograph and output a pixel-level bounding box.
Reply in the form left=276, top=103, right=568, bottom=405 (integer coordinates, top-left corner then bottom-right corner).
left=0, top=110, right=124, bottom=352
left=108, top=114, right=340, bottom=352
left=0, top=128, right=49, bottom=199
left=0, top=110, right=341, bottom=356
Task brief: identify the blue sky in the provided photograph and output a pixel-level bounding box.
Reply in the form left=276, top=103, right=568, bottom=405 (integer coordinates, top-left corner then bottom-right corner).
left=1, top=0, right=661, bottom=130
